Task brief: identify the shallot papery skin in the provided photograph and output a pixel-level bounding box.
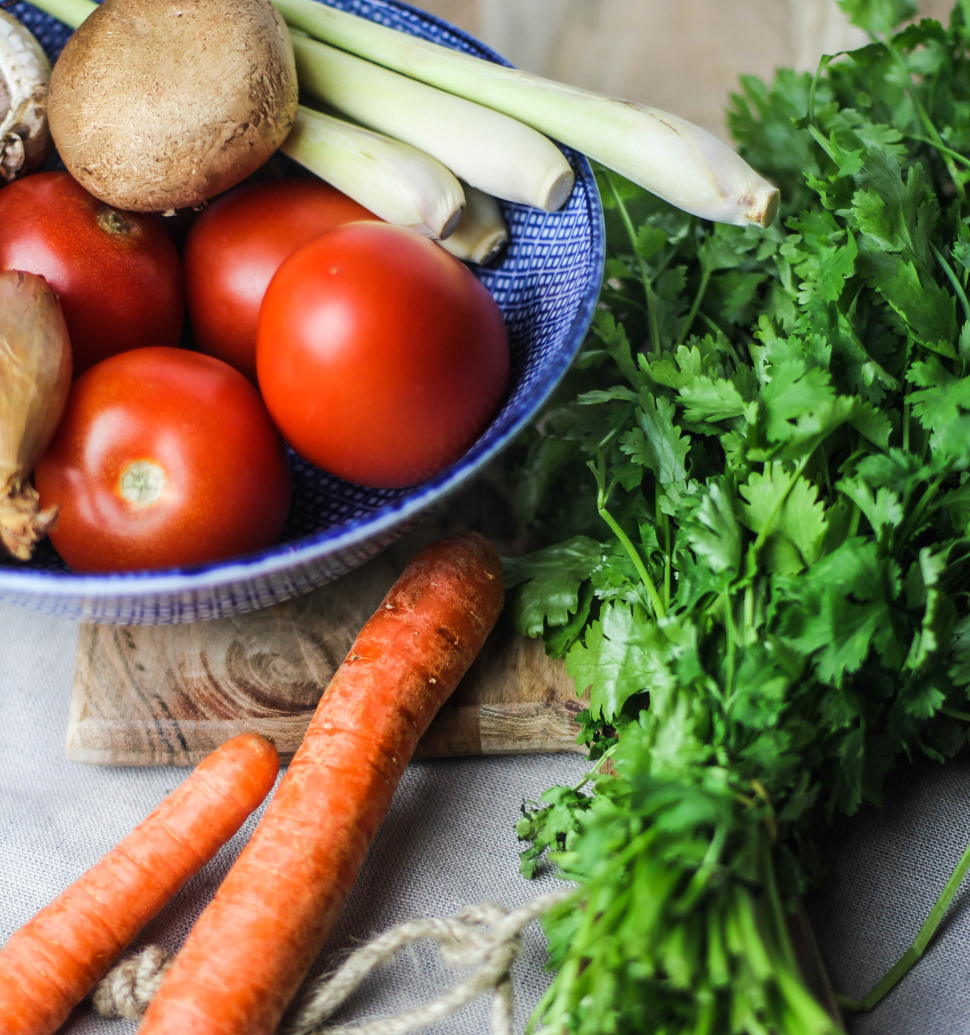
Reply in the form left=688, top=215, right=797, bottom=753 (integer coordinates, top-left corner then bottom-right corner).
left=0, top=270, right=72, bottom=560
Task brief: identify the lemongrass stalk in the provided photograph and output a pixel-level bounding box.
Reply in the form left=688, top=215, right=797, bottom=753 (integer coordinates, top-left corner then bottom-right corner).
left=440, top=184, right=508, bottom=264
left=27, top=0, right=95, bottom=28
left=291, top=33, right=573, bottom=212
left=282, top=106, right=464, bottom=239
left=274, top=0, right=780, bottom=227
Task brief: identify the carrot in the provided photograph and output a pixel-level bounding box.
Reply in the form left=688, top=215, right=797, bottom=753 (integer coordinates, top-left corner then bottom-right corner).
left=0, top=732, right=279, bottom=1035
left=138, top=531, right=504, bottom=1035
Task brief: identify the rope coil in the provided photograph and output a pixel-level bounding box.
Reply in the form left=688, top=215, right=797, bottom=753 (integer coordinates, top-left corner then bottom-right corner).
left=92, top=888, right=573, bottom=1035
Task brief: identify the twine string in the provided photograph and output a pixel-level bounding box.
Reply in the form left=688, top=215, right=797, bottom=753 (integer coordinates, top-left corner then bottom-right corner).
left=90, top=945, right=172, bottom=1022
left=91, top=888, right=573, bottom=1035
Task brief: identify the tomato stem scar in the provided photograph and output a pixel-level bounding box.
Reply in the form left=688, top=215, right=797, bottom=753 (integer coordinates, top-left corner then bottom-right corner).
left=121, top=461, right=166, bottom=505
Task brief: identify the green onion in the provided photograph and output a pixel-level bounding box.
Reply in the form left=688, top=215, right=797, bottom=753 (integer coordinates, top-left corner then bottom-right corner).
left=440, top=184, right=508, bottom=265
left=291, top=33, right=574, bottom=212
left=282, top=106, right=465, bottom=240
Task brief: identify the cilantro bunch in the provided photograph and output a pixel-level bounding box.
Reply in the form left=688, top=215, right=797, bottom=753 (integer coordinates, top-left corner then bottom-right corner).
left=506, top=3, right=970, bottom=1032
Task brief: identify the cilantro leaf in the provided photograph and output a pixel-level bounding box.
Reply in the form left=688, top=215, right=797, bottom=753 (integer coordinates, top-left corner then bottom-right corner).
left=566, top=601, right=675, bottom=720
left=620, top=393, right=690, bottom=489
left=739, top=464, right=829, bottom=568
left=838, top=0, right=916, bottom=36
left=504, top=537, right=602, bottom=637
left=684, top=480, right=743, bottom=575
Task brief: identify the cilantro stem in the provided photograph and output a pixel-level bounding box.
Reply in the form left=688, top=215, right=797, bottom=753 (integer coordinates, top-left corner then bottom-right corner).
left=663, top=511, right=672, bottom=606
left=839, top=832, right=970, bottom=1012
left=942, top=706, right=970, bottom=722
left=675, top=266, right=711, bottom=349
left=807, top=53, right=835, bottom=129
left=590, top=454, right=667, bottom=619
left=675, top=823, right=728, bottom=914
left=599, top=503, right=666, bottom=620
left=723, top=589, right=737, bottom=701
left=897, top=474, right=945, bottom=548
left=931, top=242, right=970, bottom=324
left=604, top=170, right=662, bottom=352
left=569, top=745, right=617, bottom=792
left=648, top=240, right=680, bottom=285
left=905, top=132, right=970, bottom=172
left=699, top=310, right=735, bottom=352
left=760, top=827, right=799, bottom=976
left=601, top=287, right=649, bottom=318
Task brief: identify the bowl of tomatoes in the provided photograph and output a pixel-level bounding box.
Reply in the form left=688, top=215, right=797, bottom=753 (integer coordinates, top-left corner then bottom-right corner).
left=0, top=0, right=605, bottom=624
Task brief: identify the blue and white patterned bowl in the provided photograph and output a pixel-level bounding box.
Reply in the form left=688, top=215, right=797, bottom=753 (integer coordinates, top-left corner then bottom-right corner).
left=0, top=0, right=605, bottom=624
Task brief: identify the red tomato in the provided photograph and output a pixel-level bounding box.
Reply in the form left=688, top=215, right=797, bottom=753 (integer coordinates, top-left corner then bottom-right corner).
left=256, top=222, right=510, bottom=489
left=0, top=172, right=184, bottom=376
left=35, top=347, right=291, bottom=572
left=184, top=178, right=381, bottom=382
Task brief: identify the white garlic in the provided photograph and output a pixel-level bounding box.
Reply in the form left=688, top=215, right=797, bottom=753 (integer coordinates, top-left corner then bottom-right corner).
left=0, top=9, right=52, bottom=184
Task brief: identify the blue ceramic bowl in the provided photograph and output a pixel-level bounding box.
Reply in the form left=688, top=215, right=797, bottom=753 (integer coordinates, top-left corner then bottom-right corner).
left=0, top=0, right=605, bottom=624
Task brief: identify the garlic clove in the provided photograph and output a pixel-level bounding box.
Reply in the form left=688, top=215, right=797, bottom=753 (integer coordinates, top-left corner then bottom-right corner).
left=0, top=9, right=53, bottom=183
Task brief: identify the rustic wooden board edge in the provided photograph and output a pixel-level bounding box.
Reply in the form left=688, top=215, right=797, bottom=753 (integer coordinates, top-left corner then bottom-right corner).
left=66, top=613, right=588, bottom=767
left=64, top=702, right=588, bottom=768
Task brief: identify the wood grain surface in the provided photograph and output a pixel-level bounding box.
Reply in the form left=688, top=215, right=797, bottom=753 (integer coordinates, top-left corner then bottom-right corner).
left=68, top=480, right=585, bottom=766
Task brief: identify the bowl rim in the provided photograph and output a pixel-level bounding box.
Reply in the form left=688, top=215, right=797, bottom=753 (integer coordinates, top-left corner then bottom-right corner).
left=0, top=0, right=606, bottom=603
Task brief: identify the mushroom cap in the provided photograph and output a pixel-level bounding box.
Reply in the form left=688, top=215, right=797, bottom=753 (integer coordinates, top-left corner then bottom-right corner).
left=48, top=0, right=299, bottom=212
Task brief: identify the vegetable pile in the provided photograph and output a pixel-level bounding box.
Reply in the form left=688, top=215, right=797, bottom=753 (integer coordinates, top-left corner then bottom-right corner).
left=504, top=1, right=970, bottom=1031
left=10, top=0, right=970, bottom=1029
left=0, top=0, right=782, bottom=572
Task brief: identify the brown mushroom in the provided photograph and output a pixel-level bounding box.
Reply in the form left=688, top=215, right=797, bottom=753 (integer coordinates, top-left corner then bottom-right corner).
left=47, top=0, right=298, bottom=212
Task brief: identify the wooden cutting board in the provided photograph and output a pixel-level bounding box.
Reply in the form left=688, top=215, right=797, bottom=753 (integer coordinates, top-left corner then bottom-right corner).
left=67, top=482, right=585, bottom=766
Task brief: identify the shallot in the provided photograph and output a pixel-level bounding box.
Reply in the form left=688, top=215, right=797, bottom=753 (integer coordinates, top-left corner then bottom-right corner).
left=0, top=270, right=72, bottom=560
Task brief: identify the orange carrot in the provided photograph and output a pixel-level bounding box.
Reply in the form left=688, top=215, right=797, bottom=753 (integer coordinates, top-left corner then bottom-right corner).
left=0, top=732, right=279, bottom=1035
left=138, top=532, right=504, bottom=1035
